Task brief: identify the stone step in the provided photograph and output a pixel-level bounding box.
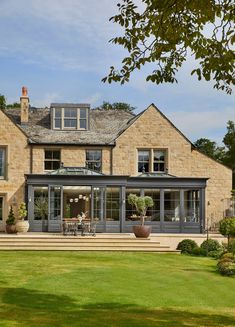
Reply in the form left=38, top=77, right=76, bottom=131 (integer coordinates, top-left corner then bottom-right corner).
left=0, top=246, right=179, bottom=252
left=0, top=233, right=134, bottom=239
left=0, top=234, right=179, bottom=252
left=0, top=238, right=155, bottom=243
left=0, top=242, right=162, bottom=247
left=0, top=236, right=151, bottom=241
left=0, top=242, right=168, bottom=248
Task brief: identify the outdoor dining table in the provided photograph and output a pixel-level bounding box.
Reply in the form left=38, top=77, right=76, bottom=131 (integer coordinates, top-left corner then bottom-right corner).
left=62, top=218, right=96, bottom=236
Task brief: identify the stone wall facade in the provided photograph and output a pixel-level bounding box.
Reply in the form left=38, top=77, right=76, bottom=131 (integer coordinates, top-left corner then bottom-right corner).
left=0, top=104, right=232, bottom=230
left=112, top=105, right=192, bottom=176
left=0, top=111, right=30, bottom=230
left=191, top=150, right=231, bottom=225
left=112, top=105, right=232, bottom=223
left=32, top=146, right=111, bottom=175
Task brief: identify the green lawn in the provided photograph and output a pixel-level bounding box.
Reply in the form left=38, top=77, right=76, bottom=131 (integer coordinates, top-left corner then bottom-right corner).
left=0, top=252, right=234, bottom=327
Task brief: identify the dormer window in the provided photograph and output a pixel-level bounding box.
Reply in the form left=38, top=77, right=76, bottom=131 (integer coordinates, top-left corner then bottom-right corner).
left=54, top=108, right=62, bottom=129
left=51, top=104, right=89, bottom=130
left=64, top=108, right=77, bottom=128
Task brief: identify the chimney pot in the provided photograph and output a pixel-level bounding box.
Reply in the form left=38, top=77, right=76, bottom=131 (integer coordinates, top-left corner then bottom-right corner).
left=22, top=86, right=28, bottom=97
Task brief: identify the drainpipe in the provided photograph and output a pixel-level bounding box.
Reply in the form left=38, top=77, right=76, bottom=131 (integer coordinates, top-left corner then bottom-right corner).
left=110, top=146, right=114, bottom=175
left=29, top=144, right=33, bottom=174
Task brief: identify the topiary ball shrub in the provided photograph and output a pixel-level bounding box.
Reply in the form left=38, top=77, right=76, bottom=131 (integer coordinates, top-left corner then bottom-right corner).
left=200, top=239, right=222, bottom=252
left=219, top=217, right=235, bottom=245
left=217, top=258, right=235, bottom=276
left=177, top=239, right=198, bottom=254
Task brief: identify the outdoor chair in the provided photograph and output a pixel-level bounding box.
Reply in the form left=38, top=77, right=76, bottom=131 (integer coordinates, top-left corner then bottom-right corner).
left=63, top=219, right=80, bottom=236
left=81, top=220, right=97, bottom=236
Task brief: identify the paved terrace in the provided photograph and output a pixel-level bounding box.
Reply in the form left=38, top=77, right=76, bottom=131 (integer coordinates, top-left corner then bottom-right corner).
left=0, top=233, right=226, bottom=252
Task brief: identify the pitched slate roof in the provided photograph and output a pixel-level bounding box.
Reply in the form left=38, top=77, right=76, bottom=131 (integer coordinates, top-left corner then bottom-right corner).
left=3, top=107, right=135, bottom=145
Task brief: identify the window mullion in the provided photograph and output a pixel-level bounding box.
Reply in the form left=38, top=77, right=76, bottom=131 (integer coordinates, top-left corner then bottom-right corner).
left=77, top=108, right=79, bottom=129
left=151, top=149, right=153, bottom=173
left=62, top=108, right=64, bottom=129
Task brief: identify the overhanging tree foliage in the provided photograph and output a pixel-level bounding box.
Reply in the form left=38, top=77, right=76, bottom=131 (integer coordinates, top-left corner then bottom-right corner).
left=103, top=0, right=235, bottom=94
left=223, top=120, right=235, bottom=186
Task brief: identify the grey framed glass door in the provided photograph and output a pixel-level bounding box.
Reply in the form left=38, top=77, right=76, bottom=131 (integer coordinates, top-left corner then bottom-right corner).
left=48, top=185, right=63, bottom=232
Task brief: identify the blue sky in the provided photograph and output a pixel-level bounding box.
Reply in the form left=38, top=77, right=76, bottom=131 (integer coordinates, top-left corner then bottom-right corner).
left=0, top=0, right=234, bottom=145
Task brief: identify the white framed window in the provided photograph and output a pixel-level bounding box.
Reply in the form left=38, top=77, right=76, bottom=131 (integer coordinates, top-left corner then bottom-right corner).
left=52, top=107, right=88, bottom=130
left=137, top=149, right=167, bottom=173
left=0, top=147, right=6, bottom=179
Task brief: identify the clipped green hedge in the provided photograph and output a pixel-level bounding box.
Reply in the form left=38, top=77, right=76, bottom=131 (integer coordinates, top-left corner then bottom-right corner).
left=176, top=239, right=198, bottom=254
left=200, top=239, right=222, bottom=252
left=217, top=260, right=235, bottom=276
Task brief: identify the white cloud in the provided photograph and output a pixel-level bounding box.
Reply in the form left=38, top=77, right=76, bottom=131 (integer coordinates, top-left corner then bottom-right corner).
left=0, top=0, right=123, bottom=72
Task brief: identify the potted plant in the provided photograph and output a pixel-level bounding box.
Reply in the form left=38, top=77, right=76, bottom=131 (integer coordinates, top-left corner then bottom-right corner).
left=34, top=197, right=48, bottom=221
left=127, top=194, right=154, bottom=238
left=64, top=204, right=71, bottom=219
left=5, top=206, right=16, bottom=234
left=16, top=202, right=29, bottom=233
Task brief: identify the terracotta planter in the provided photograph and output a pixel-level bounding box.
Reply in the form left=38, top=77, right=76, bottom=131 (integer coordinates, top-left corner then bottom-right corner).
left=133, top=225, right=151, bottom=238
left=16, top=220, right=29, bottom=233
left=5, top=224, right=17, bottom=234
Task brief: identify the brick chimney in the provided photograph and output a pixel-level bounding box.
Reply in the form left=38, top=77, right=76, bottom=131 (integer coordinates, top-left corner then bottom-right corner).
left=20, top=86, right=29, bottom=124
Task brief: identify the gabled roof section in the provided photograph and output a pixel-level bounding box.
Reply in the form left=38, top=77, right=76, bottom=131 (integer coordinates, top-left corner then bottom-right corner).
left=3, top=107, right=135, bottom=145
left=113, top=103, right=195, bottom=148
left=2, top=103, right=199, bottom=150
left=0, top=108, right=29, bottom=139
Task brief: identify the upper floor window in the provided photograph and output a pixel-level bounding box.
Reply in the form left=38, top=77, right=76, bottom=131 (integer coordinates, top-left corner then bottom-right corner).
left=64, top=108, right=77, bottom=128
left=0, top=148, right=6, bottom=179
left=138, top=150, right=150, bottom=173
left=138, top=149, right=167, bottom=173
left=153, top=150, right=166, bottom=172
left=86, top=150, right=102, bottom=173
left=52, top=106, right=88, bottom=130
left=44, top=150, right=61, bottom=171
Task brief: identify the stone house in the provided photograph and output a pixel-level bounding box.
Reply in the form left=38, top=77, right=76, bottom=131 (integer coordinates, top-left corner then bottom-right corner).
left=0, top=88, right=232, bottom=233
